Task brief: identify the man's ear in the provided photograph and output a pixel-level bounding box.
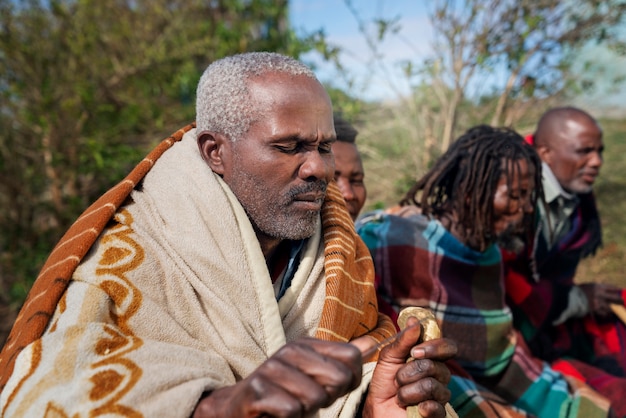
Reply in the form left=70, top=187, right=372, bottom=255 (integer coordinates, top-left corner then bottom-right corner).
left=535, top=144, right=551, bottom=165
left=197, top=131, right=228, bottom=175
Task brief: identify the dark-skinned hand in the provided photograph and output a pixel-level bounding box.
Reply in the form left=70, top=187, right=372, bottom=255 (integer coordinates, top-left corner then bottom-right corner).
left=361, top=317, right=458, bottom=418
left=192, top=337, right=362, bottom=418
left=580, top=283, right=624, bottom=318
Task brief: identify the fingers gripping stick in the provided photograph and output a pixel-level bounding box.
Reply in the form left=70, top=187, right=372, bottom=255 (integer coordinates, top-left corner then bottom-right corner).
left=397, top=307, right=457, bottom=418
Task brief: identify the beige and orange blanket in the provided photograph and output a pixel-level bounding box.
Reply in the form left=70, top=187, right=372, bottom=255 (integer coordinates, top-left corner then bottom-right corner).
left=0, top=126, right=395, bottom=417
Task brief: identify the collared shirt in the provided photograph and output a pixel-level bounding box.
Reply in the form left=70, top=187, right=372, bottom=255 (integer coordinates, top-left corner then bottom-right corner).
left=272, top=239, right=306, bottom=300
left=539, top=162, right=580, bottom=248
left=539, top=163, right=589, bottom=324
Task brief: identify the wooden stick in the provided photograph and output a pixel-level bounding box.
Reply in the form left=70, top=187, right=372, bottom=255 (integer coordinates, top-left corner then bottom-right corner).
left=610, top=303, right=626, bottom=325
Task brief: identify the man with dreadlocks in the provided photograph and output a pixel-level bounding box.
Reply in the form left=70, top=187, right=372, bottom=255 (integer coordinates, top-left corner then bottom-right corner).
left=356, top=125, right=613, bottom=417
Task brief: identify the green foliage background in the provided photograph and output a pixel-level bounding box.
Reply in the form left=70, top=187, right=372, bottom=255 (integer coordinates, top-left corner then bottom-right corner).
left=0, top=0, right=329, bottom=342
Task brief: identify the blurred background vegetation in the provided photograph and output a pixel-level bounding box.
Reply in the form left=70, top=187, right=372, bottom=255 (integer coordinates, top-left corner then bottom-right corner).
left=1, top=0, right=625, bottom=345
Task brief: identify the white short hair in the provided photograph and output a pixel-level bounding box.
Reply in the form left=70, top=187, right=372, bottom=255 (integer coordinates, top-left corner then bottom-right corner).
left=196, top=52, right=317, bottom=140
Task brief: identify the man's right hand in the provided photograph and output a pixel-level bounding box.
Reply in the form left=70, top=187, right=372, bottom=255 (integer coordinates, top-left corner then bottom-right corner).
left=192, top=338, right=363, bottom=418
left=580, top=283, right=624, bottom=318
left=362, top=316, right=457, bottom=418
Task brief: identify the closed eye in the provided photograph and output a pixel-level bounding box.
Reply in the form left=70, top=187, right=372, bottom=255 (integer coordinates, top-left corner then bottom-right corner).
left=350, top=176, right=364, bottom=185
left=319, top=141, right=334, bottom=154
left=509, top=189, right=529, bottom=200
left=275, top=144, right=300, bottom=154
left=577, top=146, right=604, bottom=156
left=274, top=137, right=335, bottom=155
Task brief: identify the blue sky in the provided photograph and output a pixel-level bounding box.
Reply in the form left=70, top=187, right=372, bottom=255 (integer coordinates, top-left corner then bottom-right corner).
left=289, top=0, right=433, bottom=101
left=289, top=1, right=626, bottom=109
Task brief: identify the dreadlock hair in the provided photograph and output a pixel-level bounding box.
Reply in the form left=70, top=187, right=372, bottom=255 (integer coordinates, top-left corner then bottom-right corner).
left=400, top=125, right=543, bottom=252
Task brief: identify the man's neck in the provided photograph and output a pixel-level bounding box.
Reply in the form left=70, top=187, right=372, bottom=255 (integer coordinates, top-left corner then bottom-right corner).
left=256, top=233, right=282, bottom=262
left=542, top=162, right=576, bottom=202
left=266, top=240, right=293, bottom=283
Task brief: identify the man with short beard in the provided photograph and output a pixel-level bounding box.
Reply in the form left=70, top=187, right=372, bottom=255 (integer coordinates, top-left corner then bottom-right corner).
left=0, top=52, right=457, bottom=418
left=503, top=107, right=626, bottom=416
left=357, top=125, right=614, bottom=417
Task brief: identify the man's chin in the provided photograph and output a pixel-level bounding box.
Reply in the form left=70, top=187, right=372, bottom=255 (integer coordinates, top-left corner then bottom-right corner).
left=569, top=177, right=596, bottom=194
left=280, top=213, right=321, bottom=241
left=574, top=184, right=594, bottom=194
left=497, top=235, right=525, bottom=254
left=496, top=226, right=526, bottom=254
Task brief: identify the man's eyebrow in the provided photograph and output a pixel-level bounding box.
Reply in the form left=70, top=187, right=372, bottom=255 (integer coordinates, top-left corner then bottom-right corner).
left=274, top=135, right=336, bottom=143
left=577, top=145, right=602, bottom=152
left=271, top=135, right=305, bottom=143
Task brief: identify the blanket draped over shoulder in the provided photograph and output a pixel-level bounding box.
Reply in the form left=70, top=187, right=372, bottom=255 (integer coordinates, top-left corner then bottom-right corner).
left=503, top=192, right=626, bottom=417
left=356, top=206, right=612, bottom=418
left=0, top=125, right=396, bottom=418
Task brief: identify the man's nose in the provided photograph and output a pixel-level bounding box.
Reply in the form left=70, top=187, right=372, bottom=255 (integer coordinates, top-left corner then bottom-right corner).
left=336, top=177, right=355, bottom=201
left=300, top=151, right=332, bottom=181
left=588, top=150, right=603, bottom=168
left=523, top=198, right=535, bottom=214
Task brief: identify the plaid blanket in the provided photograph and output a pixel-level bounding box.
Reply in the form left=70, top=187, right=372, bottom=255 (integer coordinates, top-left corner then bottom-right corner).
left=357, top=206, right=612, bottom=417
left=503, top=192, right=626, bottom=417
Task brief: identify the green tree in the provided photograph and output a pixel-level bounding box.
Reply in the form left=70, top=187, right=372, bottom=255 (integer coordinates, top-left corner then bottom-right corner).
left=0, top=0, right=326, bottom=341
left=426, top=0, right=626, bottom=130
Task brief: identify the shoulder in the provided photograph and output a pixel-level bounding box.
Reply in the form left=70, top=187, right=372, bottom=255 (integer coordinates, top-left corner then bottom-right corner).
left=357, top=206, right=427, bottom=227
left=355, top=207, right=432, bottom=246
